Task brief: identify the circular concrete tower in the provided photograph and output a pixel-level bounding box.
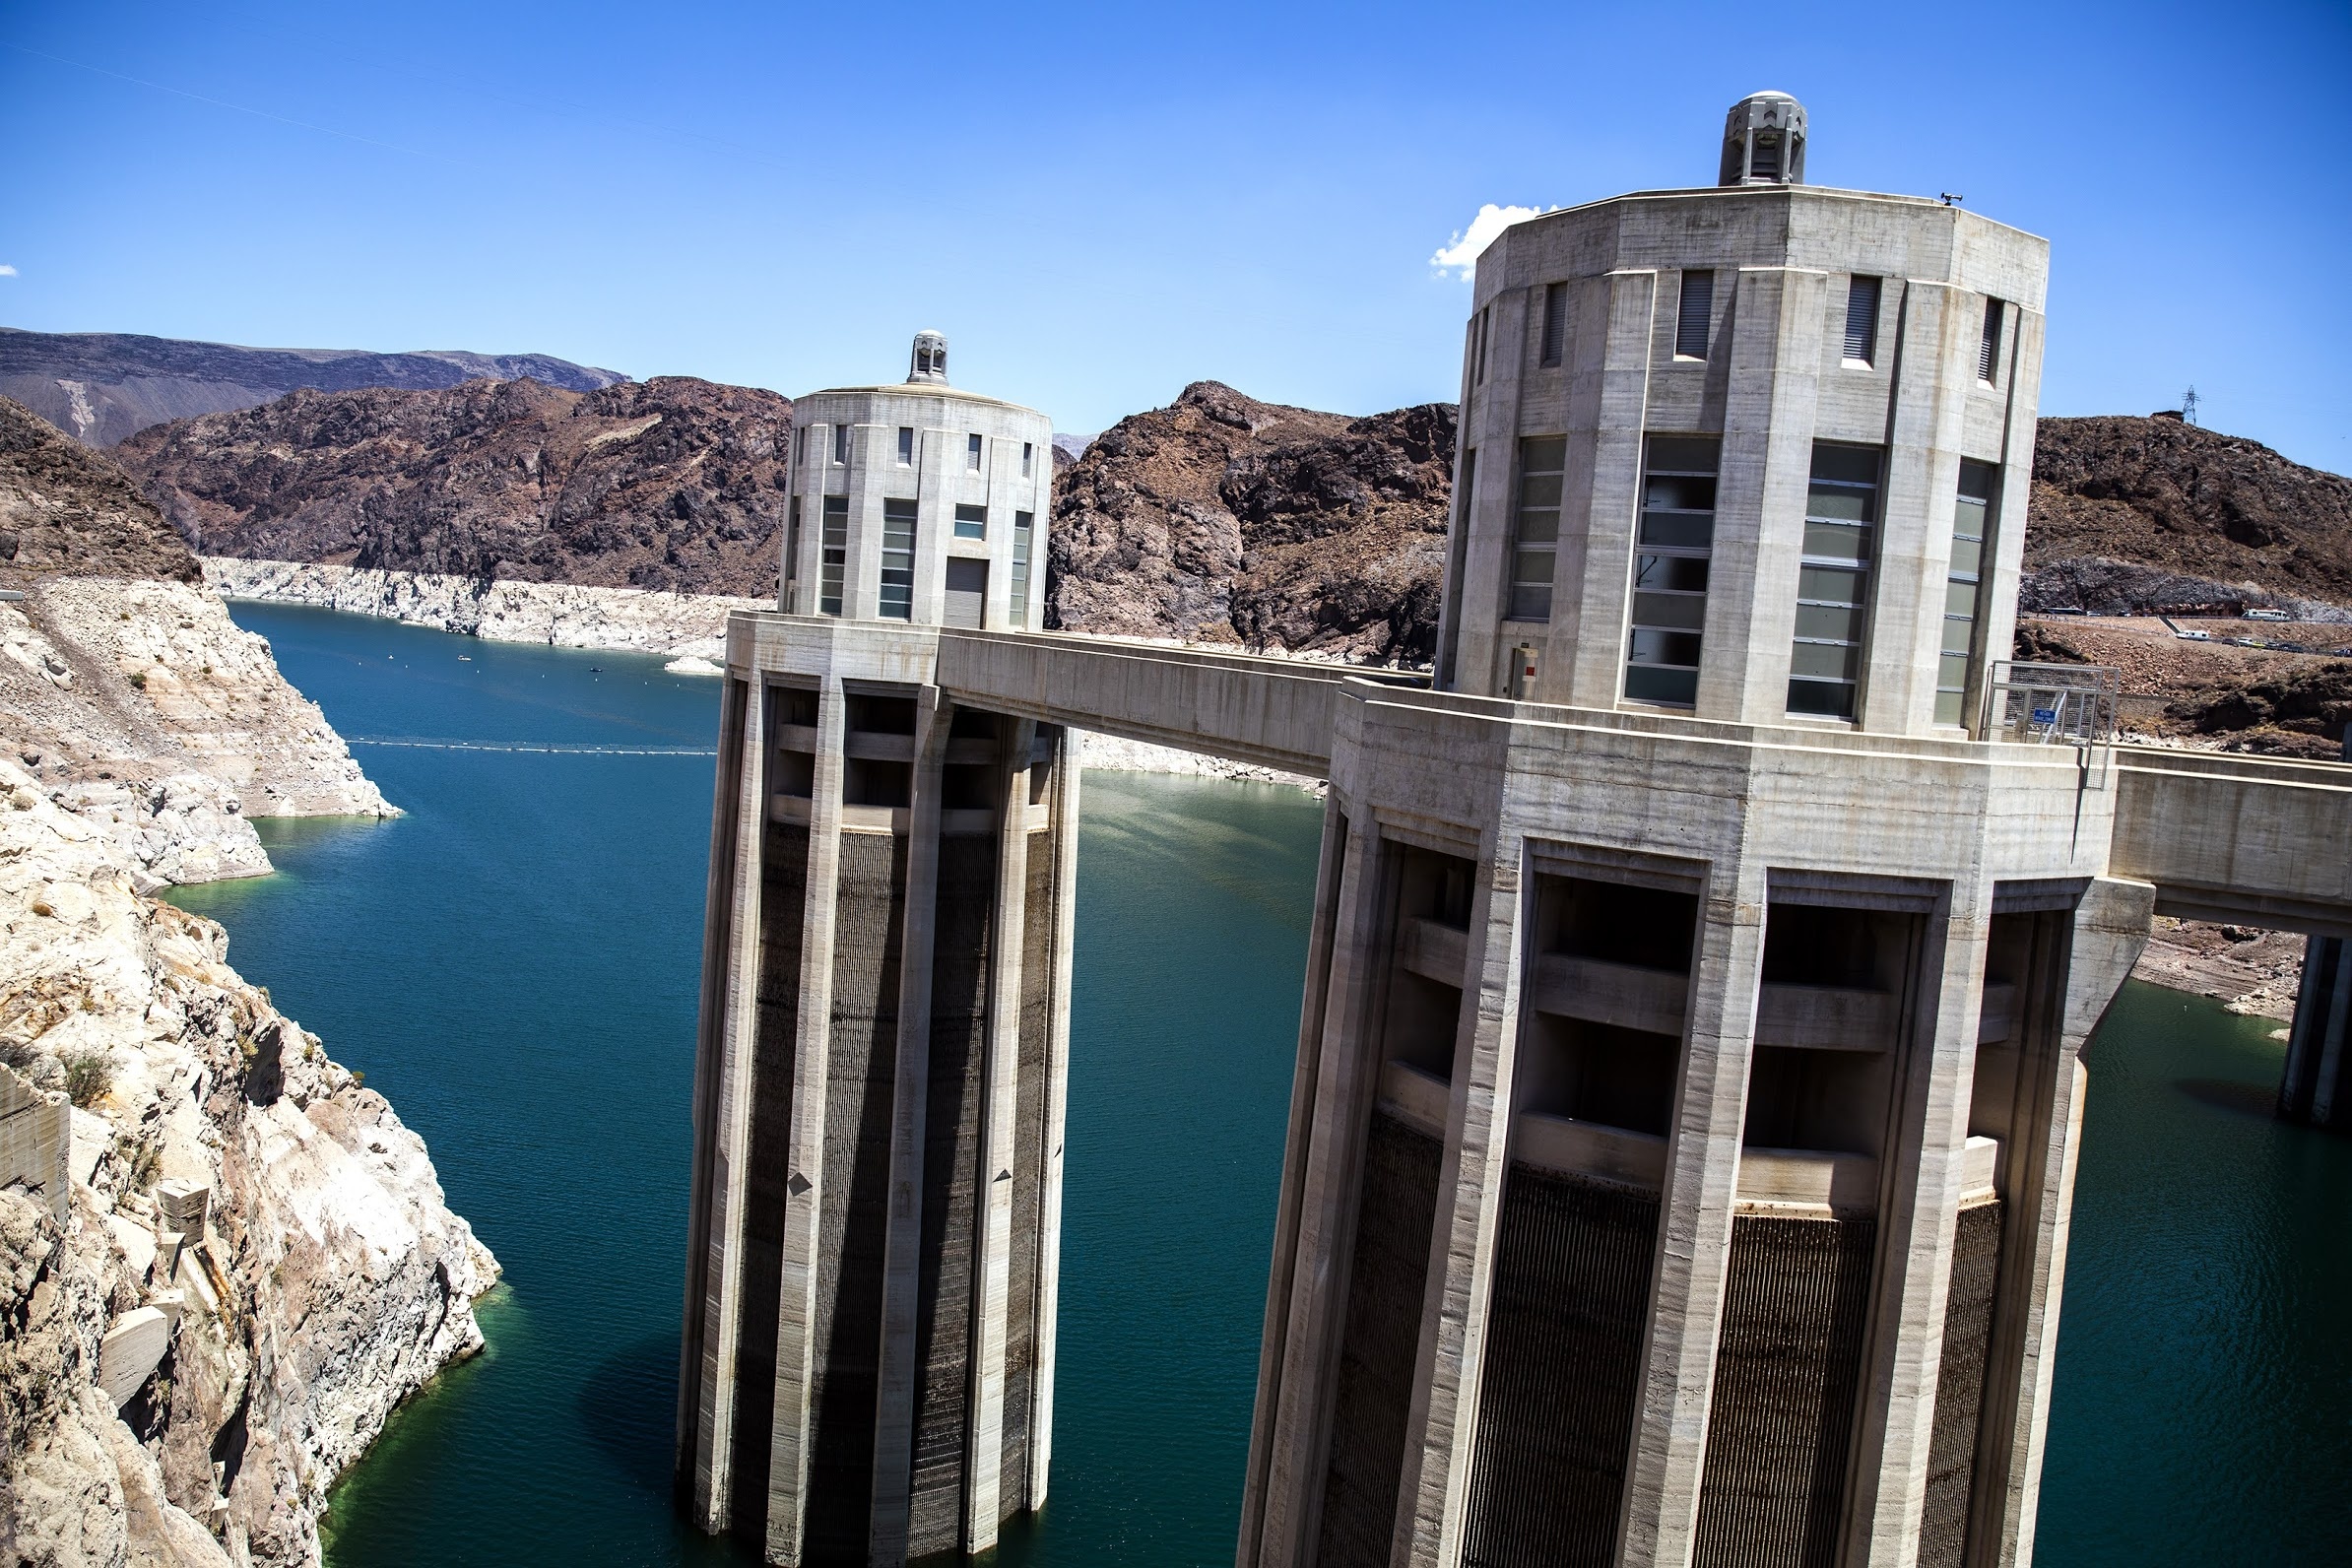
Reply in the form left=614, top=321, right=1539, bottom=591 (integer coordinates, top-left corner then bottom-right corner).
left=781, top=334, right=1054, bottom=630
left=1433, top=96, right=2046, bottom=735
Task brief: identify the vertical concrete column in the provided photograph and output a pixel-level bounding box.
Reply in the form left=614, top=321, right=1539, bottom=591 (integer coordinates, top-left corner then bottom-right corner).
left=1239, top=796, right=1350, bottom=1562
left=1026, top=729, right=1082, bottom=1506
left=847, top=423, right=882, bottom=621
left=1859, top=282, right=1967, bottom=735
left=869, top=687, right=952, bottom=1565
left=764, top=673, right=850, bottom=1565
left=1969, top=878, right=2151, bottom=1568
left=1449, top=289, right=1531, bottom=699
left=1249, top=812, right=1392, bottom=1568
left=1395, top=821, right=1530, bottom=1566
left=1560, top=270, right=1662, bottom=709
left=2279, top=934, right=2350, bottom=1127
left=1617, top=854, right=1768, bottom=1568
left=1707, top=267, right=1827, bottom=726
left=964, top=717, right=1038, bottom=1551
left=1973, top=308, right=2047, bottom=729
left=683, top=673, right=767, bottom=1530
left=1844, top=877, right=1994, bottom=1566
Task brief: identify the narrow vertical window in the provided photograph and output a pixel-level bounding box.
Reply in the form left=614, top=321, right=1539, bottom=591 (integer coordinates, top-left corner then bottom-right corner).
left=1474, top=308, right=1490, bottom=384
left=832, top=424, right=850, bottom=466
left=1843, top=277, right=1880, bottom=364
left=786, top=495, right=802, bottom=591
left=1937, top=461, right=1998, bottom=726
left=1021, top=441, right=1034, bottom=478
left=1506, top=436, right=1565, bottom=621
left=819, top=495, right=849, bottom=616
left=795, top=425, right=806, bottom=463
left=966, top=432, right=983, bottom=471
left=880, top=498, right=917, bottom=620
left=1539, top=282, right=1568, bottom=367
left=954, top=503, right=987, bottom=540
left=1010, top=510, right=1034, bottom=628
left=1979, top=297, right=2003, bottom=383
left=1788, top=442, right=1882, bottom=719
left=1675, top=270, right=1715, bottom=359
left=897, top=426, right=914, bottom=465
left=1625, top=435, right=1719, bottom=706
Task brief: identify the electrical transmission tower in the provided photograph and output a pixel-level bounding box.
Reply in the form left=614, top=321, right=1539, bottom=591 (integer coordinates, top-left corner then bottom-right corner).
left=2183, top=385, right=2200, bottom=426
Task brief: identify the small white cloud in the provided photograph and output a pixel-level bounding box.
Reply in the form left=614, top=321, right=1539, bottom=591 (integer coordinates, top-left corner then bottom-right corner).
left=0, top=265, right=17, bottom=278
left=1430, top=205, right=1555, bottom=280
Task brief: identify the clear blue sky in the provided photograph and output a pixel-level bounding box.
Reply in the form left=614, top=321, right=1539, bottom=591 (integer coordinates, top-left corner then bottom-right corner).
left=3, top=1, right=2347, bottom=469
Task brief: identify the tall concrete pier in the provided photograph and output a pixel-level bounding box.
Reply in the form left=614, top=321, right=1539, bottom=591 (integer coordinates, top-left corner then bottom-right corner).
left=675, top=343, right=1075, bottom=1563
left=680, top=99, right=2352, bottom=1568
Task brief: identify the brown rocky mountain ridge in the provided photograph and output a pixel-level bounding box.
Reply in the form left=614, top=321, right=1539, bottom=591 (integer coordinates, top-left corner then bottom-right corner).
left=106, top=380, right=2350, bottom=750
left=119, top=376, right=792, bottom=595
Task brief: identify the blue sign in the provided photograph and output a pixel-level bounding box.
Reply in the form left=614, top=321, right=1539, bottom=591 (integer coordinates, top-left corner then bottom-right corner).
left=2031, top=707, right=2058, bottom=723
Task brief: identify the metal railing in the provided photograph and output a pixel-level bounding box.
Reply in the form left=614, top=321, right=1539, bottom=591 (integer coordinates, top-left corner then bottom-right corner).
left=1980, top=660, right=2122, bottom=747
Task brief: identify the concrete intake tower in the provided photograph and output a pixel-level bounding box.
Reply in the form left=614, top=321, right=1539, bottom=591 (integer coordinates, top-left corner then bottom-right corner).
left=679, top=97, right=2352, bottom=1568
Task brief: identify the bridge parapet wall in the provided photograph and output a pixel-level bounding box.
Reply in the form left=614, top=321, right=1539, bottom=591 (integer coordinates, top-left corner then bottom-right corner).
left=2110, top=748, right=2352, bottom=938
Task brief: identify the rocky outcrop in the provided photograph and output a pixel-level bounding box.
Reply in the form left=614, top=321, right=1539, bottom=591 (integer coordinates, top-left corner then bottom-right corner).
left=0, top=760, right=496, bottom=1567
left=203, top=557, right=768, bottom=662
left=1047, top=382, right=1455, bottom=666
left=2024, top=416, right=2352, bottom=615
left=0, top=327, right=623, bottom=450
left=120, top=377, right=791, bottom=596
left=0, top=396, right=392, bottom=887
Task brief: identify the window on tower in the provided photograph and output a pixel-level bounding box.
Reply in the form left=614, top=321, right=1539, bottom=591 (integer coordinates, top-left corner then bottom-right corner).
left=1505, top=436, right=1565, bottom=622
left=897, top=426, right=914, bottom=465
left=967, top=432, right=984, bottom=471
left=1787, top=442, right=1883, bottom=720
left=1624, top=435, right=1719, bottom=707
left=880, top=499, right=917, bottom=620
left=1937, top=461, right=1998, bottom=726
left=1539, top=282, right=1568, bottom=367
left=819, top=495, right=849, bottom=617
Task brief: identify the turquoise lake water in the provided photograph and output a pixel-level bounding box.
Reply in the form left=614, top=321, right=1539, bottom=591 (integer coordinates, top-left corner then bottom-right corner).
left=169, top=603, right=2348, bottom=1567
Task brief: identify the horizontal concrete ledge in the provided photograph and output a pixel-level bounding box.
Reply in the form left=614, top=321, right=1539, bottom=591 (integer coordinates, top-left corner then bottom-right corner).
left=1406, top=925, right=2018, bottom=1048
left=1379, top=1059, right=1450, bottom=1139
left=1959, top=1135, right=2000, bottom=1205
left=1516, top=1110, right=1668, bottom=1193
left=1377, top=1062, right=1998, bottom=1216
left=765, top=797, right=1010, bottom=837
left=1733, top=1146, right=1881, bottom=1217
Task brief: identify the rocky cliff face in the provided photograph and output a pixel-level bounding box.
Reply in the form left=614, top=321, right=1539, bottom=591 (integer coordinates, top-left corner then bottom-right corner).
left=119, top=377, right=792, bottom=597
left=0, top=396, right=392, bottom=886
left=2024, top=415, right=2352, bottom=616
left=0, top=328, right=623, bottom=450
left=1047, top=382, right=1455, bottom=665
left=0, top=761, right=496, bottom=1568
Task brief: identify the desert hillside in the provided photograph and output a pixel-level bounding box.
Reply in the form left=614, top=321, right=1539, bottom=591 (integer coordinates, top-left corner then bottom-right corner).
left=120, top=376, right=792, bottom=595
left=2024, top=415, right=2352, bottom=617
left=0, top=394, right=391, bottom=884
left=1, top=326, right=623, bottom=449
left=1048, top=381, right=1456, bottom=665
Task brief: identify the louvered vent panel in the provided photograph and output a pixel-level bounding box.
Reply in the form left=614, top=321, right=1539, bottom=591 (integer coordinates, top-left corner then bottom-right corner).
left=1676, top=272, right=1715, bottom=359
left=1844, top=278, right=1880, bottom=361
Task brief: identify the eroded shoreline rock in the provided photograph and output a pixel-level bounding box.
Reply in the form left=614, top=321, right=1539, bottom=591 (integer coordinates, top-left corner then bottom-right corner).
left=0, top=760, right=496, bottom=1567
